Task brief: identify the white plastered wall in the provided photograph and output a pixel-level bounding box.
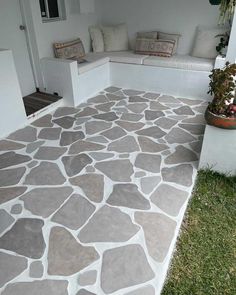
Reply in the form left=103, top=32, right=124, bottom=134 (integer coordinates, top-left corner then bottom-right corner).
left=199, top=126, right=236, bottom=176
left=0, top=50, right=27, bottom=138
left=29, top=0, right=102, bottom=59
left=99, top=0, right=219, bottom=54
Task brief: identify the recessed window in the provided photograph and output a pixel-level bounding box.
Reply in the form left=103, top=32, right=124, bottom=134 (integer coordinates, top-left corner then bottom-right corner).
left=39, top=0, right=66, bottom=22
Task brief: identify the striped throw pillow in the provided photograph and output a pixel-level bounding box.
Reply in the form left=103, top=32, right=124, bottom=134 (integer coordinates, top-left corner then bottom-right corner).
left=159, top=32, right=181, bottom=55
left=135, top=38, right=175, bottom=57
left=53, top=38, right=85, bottom=60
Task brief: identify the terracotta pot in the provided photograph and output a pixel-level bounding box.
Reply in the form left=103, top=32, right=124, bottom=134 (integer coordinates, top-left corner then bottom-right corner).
left=205, top=108, right=236, bottom=129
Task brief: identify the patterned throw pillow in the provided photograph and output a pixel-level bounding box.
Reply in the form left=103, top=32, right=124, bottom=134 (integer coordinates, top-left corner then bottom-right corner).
left=159, top=32, right=181, bottom=55
left=53, top=38, right=85, bottom=60
left=135, top=38, right=175, bottom=57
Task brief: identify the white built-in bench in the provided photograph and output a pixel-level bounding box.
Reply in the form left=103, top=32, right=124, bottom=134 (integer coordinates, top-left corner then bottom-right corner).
left=42, top=51, right=214, bottom=107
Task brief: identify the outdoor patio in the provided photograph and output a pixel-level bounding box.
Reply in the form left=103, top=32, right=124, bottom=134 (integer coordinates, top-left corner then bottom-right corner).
left=0, top=87, right=207, bottom=295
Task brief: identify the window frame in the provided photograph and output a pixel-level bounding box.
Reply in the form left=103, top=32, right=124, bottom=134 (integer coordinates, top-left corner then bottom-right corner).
left=40, top=0, right=66, bottom=23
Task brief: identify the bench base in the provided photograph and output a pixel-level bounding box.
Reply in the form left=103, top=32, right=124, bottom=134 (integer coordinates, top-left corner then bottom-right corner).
left=41, top=57, right=211, bottom=107
left=199, top=125, right=236, bottom=176
left=110, top=62, right=211, bottom=100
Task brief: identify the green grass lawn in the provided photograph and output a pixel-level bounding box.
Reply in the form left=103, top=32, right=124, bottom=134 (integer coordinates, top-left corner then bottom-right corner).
left=162, top=170, right=236, bottom=295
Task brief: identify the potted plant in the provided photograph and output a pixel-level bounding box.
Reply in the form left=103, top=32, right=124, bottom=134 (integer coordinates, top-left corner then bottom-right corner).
left=209, top=0, right=221, bottom=5
left=206, top=62, right=236, bottom=129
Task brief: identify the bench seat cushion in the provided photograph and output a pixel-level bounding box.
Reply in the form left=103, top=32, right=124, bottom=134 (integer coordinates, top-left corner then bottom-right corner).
left=78, top=52, right=214, bottom=75
left=77, top=55, right=109, bottom=74
left=86, top=51, right=148, bottom=65
left=143, top=54, right=214, bottom=72
left=107, top=51, right=148, bottom=64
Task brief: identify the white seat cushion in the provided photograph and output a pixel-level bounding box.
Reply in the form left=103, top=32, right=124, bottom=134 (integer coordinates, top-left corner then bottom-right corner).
left=86, top=51, right=148, bottom=65
left=108, top=51, right=148, bottom=64
left=77, top=55, right=109, bottom=74
left=143, top=54, right=214, bottom=72
left=78, top=52, right=214, bottom=75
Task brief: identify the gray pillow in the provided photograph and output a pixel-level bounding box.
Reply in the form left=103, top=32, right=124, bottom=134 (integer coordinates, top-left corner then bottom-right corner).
left=89, top=26, right=105, bottom=53
left=191, top=26, right=227, bottom=59
left=101, top=24, right=129, bottom=52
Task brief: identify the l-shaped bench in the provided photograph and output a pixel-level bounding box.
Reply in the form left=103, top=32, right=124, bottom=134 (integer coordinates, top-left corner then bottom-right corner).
left=42, top=51, right=215, bottom=107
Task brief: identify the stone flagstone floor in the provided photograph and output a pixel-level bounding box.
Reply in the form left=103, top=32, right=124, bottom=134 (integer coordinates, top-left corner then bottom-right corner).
left=0, top=87, right=207, bottom=295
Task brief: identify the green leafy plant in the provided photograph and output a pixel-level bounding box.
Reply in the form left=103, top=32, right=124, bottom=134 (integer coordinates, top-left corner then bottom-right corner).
left=216, top=32, right=230, bottom=55
left=219, top=0, right=236, bottom=25
left=208, top=62, right=236, bottom=117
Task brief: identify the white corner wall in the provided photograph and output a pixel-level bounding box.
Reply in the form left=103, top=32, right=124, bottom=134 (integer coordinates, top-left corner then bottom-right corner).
left=199, top=125, right=236, bottom=176
left=0, top=50, right=27, bottom=139
left=29, top=0, right=102, bottom=59
left=226, top=7, right=236, bottom=62
left=99, top=0, right=219, bottom=54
